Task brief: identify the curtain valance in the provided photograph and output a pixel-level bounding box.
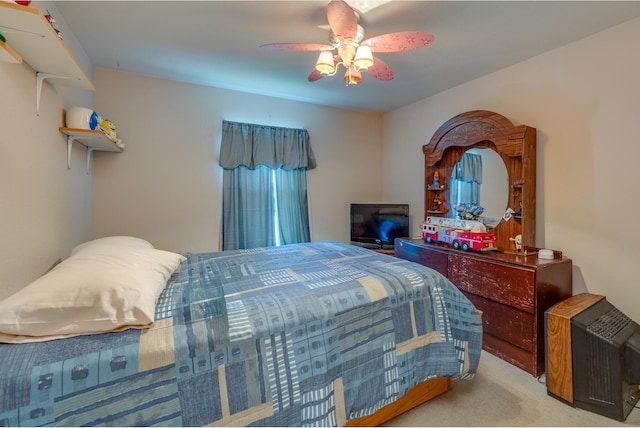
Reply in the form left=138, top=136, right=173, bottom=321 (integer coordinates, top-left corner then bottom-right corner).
left=219, top=120, right=316, bottom=171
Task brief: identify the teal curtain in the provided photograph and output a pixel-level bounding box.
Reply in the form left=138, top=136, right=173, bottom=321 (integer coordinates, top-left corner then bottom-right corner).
left=220, top=121, right=315, bottom=250
left=222, top=165, right=276, bottom=249
left=274, top=168, right=311, bottom=245
left=450, top=153, right=483, bottom=210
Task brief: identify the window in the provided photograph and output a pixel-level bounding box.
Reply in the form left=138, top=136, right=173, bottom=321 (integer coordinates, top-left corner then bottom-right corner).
left=219, top=121, right=316, bottom=250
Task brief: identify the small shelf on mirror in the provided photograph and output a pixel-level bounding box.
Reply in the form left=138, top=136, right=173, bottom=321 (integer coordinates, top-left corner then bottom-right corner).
left=59, top=127, right=123, bottom=172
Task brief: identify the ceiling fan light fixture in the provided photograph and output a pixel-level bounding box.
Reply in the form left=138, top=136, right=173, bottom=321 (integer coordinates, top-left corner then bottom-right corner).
left=338, top=43, right=357, bottom=68
left=261, top=0, right=434, bottom=87
left=315, top=51, right=336, bottom=75
left=344, top=64, right=362, bottom=85
left=353, top=45, right=373, bottom=71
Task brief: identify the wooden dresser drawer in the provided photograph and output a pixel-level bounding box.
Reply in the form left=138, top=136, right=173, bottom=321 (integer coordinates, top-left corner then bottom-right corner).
left=448, top=253, right=535, bottom=313
left=395, top=239, right=448, bottom=277
left=463, top=293, right=534, bottom=351
left=394, top=238, right=572, bottom=376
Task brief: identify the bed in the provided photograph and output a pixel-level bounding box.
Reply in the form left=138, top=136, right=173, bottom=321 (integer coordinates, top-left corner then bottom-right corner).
left=0, top=239, right=482, bottom=426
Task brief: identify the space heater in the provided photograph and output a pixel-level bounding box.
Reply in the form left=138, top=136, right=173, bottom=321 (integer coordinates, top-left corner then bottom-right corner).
left=545, top=293, right=640, bottom=421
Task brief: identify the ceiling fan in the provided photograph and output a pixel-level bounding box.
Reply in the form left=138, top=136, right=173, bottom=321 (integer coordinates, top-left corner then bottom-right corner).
left=260, top=0, right=435, bottom=85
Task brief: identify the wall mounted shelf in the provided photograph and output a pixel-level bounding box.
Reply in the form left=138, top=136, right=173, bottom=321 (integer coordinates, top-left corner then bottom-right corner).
left=0, top=2, right=95, bottom=114
left=0, top=39, right=21, bottom=63
left=59, top=128, right=123, bottom=173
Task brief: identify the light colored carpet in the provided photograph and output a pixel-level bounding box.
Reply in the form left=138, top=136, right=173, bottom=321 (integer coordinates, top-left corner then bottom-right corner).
left=385, top=351, right=640, bottom=427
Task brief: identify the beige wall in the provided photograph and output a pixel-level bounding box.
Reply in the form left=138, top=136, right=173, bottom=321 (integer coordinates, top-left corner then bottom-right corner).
left=0, top=1, right=94, bottom=299
left=382, top=16, right=640, bottom=321
left=92, top=68, right=384, bottom=253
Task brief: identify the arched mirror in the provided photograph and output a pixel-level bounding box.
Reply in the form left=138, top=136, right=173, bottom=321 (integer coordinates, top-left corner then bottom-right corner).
left=423, top=110, right=536, bottom=251
left=448, top=147, right=509, bottom=228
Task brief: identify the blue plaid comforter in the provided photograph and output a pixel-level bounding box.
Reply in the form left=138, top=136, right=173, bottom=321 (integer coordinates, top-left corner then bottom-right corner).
left=0, top=241, right=482, bottom=426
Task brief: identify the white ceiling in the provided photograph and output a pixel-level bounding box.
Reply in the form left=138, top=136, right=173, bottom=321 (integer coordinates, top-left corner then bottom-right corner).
left=54, top=1, right=640, bottom=113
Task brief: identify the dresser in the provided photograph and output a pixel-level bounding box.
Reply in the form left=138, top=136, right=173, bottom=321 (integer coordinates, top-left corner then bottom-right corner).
left=395, top=238, right=572, bottom=376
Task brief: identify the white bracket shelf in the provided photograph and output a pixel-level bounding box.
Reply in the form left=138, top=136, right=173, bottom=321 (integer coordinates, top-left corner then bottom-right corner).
left=0, top=2, right=95, bottom=114
left=37, top=72, right=75, bottom=115
left=59, top=128, right=123, bottom=173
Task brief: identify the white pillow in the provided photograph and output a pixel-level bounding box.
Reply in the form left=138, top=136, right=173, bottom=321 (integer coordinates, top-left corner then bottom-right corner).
left=0, top=243, right=185, bottom=344
left=71, top=235, right=154, bottom=256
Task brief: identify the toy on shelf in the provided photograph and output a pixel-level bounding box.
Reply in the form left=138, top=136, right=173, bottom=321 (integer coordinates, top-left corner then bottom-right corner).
left=428, top=170, right=444, bottom=189
left=99, top=118, right=118, bottom=142
left=509, top=234, right=523, bottom=252
left=431, top=196, right=444, bottom=211
left=43, top=9, right=62, bottom=40
left=513, top=201, right=522, bottom=217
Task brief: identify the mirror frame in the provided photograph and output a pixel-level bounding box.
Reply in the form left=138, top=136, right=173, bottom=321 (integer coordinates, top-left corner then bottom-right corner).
left=423, top=110, right=536, bottom=251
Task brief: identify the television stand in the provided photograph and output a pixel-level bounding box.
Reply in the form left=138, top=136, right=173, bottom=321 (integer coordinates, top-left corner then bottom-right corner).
left=351, top=242, right=395, bottom=256
left=375, top=248, right=395, bottom=256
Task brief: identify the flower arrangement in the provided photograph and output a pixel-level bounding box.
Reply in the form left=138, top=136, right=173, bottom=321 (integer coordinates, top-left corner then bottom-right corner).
left=453, top=203, right=484, bottom=220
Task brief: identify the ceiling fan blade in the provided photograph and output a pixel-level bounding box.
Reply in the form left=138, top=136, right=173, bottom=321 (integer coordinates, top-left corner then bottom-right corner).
left=308, top=69, right=325, bottom=82
left=260, top=43, right=333, bottom=51
left=362, top=31, right=435, bottom=52
left=366, top=57, right=394, bottom=81
left=327, top=0, right=357, bottom=39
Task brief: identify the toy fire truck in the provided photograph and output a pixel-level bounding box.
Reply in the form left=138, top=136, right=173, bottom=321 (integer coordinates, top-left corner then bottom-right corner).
left=420, top=216, right=496, bottom=252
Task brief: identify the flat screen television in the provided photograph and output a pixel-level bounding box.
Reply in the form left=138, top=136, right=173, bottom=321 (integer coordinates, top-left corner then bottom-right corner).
left=350, top=203, right=410, bottom=249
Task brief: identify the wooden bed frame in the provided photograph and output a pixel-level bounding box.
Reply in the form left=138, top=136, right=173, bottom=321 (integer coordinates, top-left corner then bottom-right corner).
left=346, top=377, right=452, bottom=426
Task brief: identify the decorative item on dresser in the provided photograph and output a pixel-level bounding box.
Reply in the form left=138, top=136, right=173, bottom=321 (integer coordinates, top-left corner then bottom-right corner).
left=395, top=238, right=572, bottom=376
